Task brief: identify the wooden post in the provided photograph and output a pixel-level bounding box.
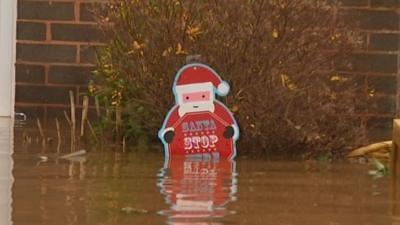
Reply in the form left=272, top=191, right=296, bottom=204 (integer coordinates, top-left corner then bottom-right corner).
left=392, top=119, right=400, bottom=223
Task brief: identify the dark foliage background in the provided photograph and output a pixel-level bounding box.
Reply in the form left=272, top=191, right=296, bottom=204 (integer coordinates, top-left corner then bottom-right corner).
left=91, top=0, right=366, bottom=159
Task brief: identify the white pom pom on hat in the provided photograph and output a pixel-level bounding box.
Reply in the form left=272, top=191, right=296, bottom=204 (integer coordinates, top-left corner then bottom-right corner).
left=217, top=81, right=230, bottom=96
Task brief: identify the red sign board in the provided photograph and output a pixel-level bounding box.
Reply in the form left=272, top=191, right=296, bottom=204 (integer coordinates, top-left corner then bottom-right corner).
left=159, top=63, right=239, bottom=159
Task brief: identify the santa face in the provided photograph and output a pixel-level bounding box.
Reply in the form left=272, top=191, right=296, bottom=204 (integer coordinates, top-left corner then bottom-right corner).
left=182, top=91, right=211, bottom=103
left=175, top=82, right=215, bottom=117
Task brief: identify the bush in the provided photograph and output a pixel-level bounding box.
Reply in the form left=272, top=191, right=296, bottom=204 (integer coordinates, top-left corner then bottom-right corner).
left=91, top=0, right=366, bottom=159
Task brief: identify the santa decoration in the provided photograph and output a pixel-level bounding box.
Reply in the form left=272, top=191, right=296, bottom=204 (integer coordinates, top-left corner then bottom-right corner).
left=158, top=63, right=239, bottom=159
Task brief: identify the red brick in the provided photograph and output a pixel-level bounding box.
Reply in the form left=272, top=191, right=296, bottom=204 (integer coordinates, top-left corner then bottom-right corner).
left=366, top=116, right=393, bottom=140
left=367, top=75, right=397, bottom=95
left=80, top=45, right=102, bottom=64
left=51, top=24, right=105, bottom=42
left=18, top=1, right=75, bottom=21
left=369, top=33, right=399, bottom=51
left=340, top=9, right=399, bottom=30
left=80, top=3, right=97, bottom=22
left=367, top=95, right=396, bottom=114
left=17, top=22, right=46, bottom=41
left=16, top=64, right=46, bottom=84
left=337, top=53, right=398, bottom=74
left=370, top=0, right=400, bottom=7
left=339, top=0, right=368, bottom=6
left=15, top=85, right=76, bottom=105
left=48, top=65, right=93, bottom=85
left=17, top=43, right=77, bottom=63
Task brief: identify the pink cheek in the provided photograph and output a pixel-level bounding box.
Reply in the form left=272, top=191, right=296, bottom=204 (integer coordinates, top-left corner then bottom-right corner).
left=182, top=92, right=211, bottom=103
left=182, top=95, right=193, bottom=103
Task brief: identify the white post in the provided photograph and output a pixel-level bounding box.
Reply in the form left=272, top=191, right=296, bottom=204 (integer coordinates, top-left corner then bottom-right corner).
left=0, top=0, right=17, bottom=117
left=0, top=119, right=14, bottom=225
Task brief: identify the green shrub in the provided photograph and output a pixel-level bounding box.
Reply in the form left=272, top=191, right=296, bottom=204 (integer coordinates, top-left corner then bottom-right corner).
left=91, top=0, right=365, bottom=159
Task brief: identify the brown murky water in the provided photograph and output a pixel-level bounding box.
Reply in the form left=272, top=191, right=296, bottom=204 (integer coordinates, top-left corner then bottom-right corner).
left=1, top=118, right=400, bottom=225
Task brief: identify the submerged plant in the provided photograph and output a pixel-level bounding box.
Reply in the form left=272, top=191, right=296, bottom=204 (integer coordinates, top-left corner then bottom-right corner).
left=368, top=158, right=389, bottom=179
left=91, top=0, right=365, bottom=158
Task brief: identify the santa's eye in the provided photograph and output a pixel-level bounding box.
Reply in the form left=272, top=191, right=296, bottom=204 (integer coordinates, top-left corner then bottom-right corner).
left=202, top=95, right=205, bottom=98
left=185, top=96, right=189, bottom=100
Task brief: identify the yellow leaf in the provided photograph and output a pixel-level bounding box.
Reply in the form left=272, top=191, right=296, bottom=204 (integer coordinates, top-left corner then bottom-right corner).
left=162, top=47, right=173, bottom=57
left=280, top=74, right=297, bottom=91
left=133, top=41, right=141, bottom=50
left=186, top=26, right=202, bottom=36
left=330, top=75, right=341, bottom=81
left=368, top=89, right=375, bottom=97
left=280, top=74, right=289, bottom=87
left=88, top=84, right=96, bottom=93
left=231, top=105, right=239, bottom=113
left=133, top=41, right=145, bottom=50
left=175, top=43, right=187, bottom=55
left=186, top=25, right=202, bottom=41
left=272, top=29, right=279, bottom=39
left=287, top=83, right=297, bottom=91
left=329, top=93, right=337, bottom=100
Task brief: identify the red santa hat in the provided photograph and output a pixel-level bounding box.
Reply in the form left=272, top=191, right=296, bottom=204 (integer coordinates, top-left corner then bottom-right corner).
left=174, top=64, right=230, bottom=96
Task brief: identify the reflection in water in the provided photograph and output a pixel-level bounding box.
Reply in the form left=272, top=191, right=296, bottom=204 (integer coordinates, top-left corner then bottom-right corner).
left=158, top=157, right=237, bottom=224
left=0, top=118, right=13, bottom=225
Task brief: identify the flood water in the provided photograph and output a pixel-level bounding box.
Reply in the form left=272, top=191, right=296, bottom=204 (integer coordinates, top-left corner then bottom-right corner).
left=1, top=118, right=400, bottom=225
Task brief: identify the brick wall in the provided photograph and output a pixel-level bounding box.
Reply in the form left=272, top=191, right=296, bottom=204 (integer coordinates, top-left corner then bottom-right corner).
left=339, top=0, right=399, bottom=140
left=15, top=0, right=400, bottom=140
left=15, top=0, right=103, bottom=124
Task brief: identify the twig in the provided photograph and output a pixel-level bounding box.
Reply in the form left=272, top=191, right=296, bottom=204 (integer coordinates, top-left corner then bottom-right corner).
left=63, top=110, right=72, bottom=126
left=115, top=105, right=122, bottom=144
left=122, top=136, right=126, bottom=153
left=87, top=120, right=99, bottom=143
left=81, top=96, right=89, bottom=137
left=59, top=149, right=87, bottom=159
left=69, top=90, right=76, bottom=153
left=95, top=96, right=101, bottom=118
left=36, top=118, right=46, bottom=150
left=55, top=118, right=61, bottom=154
left=36, top=118, right=45, bottom=139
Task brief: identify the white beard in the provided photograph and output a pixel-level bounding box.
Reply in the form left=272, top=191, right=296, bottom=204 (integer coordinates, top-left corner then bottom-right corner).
left=178, top=102, right=215, bottom=117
